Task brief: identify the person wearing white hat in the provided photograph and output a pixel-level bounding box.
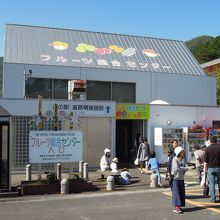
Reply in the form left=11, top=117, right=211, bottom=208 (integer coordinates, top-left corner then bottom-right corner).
left=110, top=157, right=119, bottom=173
left=171, top=146, right=189, bottom=214
left=120, top=168, right=132, bottom=185
left=100, top=148, right=111, bottom=171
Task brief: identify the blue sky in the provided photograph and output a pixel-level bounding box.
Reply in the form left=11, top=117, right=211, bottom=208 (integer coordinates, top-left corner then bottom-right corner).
left=0, top=0, right=220, bottom=56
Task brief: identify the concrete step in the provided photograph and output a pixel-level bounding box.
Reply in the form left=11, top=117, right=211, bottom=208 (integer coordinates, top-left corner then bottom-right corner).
left=0, top=192, right=19, bottom=198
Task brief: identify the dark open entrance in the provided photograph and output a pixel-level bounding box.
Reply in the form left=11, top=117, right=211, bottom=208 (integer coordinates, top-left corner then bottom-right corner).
left=116, top=120, right=143, bottom=163
left=0, top=122, right=9, bottom=191
left=0, top=106, right=10, bottom=192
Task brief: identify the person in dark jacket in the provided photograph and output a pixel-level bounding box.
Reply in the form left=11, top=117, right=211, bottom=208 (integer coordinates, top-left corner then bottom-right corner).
left=204, top=135, right=220, bottom=203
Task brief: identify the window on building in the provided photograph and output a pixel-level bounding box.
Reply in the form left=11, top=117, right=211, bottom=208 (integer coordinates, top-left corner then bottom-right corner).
left=87, top=81, right=111, bottom=101
left=26, top=78, right=52, bottom=99
left=26, top=78, right=68, bottom=99
left=112, top=82, right=135, bottom=103
left=53, top=79, right=68, bottom=99
left=25, top=78, right=135, bottom=103
left=86, top=81, right=135, bottom=102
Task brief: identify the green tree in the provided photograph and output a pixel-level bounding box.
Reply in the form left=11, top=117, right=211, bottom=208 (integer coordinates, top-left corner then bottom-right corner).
left=215, top=68, right=220, bottom=105
left=186, top=35, right=220, bottom=64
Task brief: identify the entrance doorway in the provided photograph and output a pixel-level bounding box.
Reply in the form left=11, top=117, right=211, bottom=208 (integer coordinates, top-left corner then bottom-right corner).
left=0, top=122, right=10, bottom=191
left=116, top=120, right=143, bottom=163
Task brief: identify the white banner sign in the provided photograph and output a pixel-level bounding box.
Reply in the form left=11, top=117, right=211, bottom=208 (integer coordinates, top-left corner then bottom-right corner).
left=51, top=101, right=115, bottom=117
left=29, top=131, right=82, bottom=163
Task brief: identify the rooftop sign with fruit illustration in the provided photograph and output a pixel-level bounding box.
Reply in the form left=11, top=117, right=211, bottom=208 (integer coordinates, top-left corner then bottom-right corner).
left=40, top=40, right=170, bottom=72
left=7, top=24, right=205, bottom=76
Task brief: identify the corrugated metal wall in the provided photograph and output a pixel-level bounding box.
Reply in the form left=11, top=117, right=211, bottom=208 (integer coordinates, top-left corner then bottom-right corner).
left=5, top=24, right=205, bottom=76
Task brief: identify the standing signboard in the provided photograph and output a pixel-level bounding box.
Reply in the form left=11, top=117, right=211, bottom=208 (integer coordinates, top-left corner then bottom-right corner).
left=29, top=131, right=82, bottom=163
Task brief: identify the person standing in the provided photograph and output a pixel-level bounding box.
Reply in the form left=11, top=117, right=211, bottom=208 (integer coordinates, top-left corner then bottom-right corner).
left=204, top=135, right=220, bottom=203
left=134, top=133, right=142, bottom=153
left=166, top=139, right=178, bottom=179
left=168, top=139, right=178, bottom=159
left=205, top=134, right=212, bottom=147
left=193, top=145, right=205, bottom=182
left=148, top=151, right=163, bottom=186
left=171, top=147, right=189, bottom=214
left=137, top=137, right=150, bottom=174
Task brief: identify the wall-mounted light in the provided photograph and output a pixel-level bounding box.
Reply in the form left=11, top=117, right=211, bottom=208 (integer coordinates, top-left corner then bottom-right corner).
left=167, top=120, right=172, bottom=125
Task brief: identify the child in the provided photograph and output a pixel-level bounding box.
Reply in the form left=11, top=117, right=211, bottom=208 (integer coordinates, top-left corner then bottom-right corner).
left=148, top=151, right=162, bottom=186
left=120, top=168, right=132, bottom=185
left=110, top=157, right=119, bottom=173
left=171, top=146, right=189, bottom=214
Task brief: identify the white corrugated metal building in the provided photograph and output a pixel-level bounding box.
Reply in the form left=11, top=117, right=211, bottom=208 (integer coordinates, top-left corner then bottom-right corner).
left=0, top=24, right=219, bottom=180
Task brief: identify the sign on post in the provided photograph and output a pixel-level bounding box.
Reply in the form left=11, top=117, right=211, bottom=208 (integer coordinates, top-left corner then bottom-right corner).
left=29, top=131, right=82, bottom=163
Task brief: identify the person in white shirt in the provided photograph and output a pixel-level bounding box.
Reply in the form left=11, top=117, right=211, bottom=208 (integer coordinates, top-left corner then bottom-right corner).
left=193, top=145, right=205, bottom=182
left=110, top=157, right=119, bottom=173
left=100, top=148, right=111, bottom=171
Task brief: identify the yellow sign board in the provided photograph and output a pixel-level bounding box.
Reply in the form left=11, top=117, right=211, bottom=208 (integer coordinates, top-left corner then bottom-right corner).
left=116, top=104, right=150, bottom=120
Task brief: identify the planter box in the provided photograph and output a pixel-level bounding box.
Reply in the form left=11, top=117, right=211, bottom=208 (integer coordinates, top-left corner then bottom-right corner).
left=69, top=179, right=98, bottom=193
left=21, top=180, right=60, bottom=196
left=20, top=179, right=98, bottom=195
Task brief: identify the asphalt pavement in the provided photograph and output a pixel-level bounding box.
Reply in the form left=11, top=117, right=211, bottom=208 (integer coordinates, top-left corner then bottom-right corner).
left=0, top=188, right=219, bottom=220
left=1, top=166, right=219, bottom=219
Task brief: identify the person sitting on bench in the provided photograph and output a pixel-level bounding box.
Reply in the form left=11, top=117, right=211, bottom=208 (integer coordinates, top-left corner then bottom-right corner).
left=110, top=157, right=119, bottom=173
left=100, top=148, right=111, bottom=171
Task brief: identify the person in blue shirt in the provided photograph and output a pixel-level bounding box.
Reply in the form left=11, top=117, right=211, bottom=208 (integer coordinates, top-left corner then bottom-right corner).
left=148, top=151, right=162, bottom=186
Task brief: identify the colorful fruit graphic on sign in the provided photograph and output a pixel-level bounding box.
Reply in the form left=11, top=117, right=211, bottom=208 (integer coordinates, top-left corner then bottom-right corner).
left=75, top=43, right=96, bottom=52
left=49, top=41, right=69, bottom=50
left=121, top=48, right=136, bottom=56
left=109, top=45, right=124, bottom=53
left=143, top=49, right=160, bottom=57
left=95, top=48, right=112, bottom=55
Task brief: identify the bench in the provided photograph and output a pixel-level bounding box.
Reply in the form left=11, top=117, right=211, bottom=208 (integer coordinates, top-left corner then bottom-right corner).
left=97, top=170, right=112, bottom=180
left=97, top=170, right=121, bottom=184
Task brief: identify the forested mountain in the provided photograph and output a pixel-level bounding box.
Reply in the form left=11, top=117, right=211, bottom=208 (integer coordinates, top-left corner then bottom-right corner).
left=186, top=35, right=220, bottom=105
left=186, top=35, right=220, bottom=64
